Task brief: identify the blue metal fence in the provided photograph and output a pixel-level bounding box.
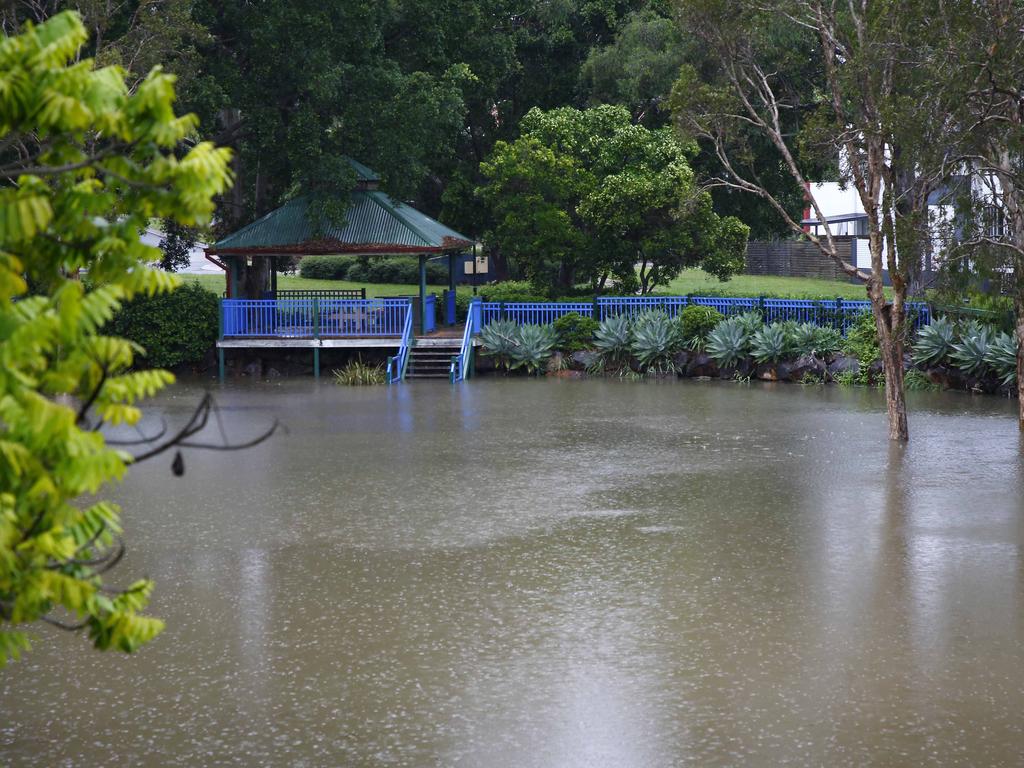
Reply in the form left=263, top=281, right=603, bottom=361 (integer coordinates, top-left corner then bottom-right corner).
left=479, top=296, right=930, bottom=334
left=221, top=298, right=412, bottom=338
left=481, top=301, right=596, bottom=325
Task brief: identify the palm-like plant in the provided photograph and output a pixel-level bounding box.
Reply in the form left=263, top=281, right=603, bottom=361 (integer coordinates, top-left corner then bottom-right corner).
left=593, top=314, right=633, bottom=368
left=510, top=324, right=558, bottom=374
left=734, top=311, right=764, bottom=336
left=480, top=319, right=519, bottom=370
left=984, top=331, right=1019, bottom=386
left=706, top=317, right=752, bottom=369
left=750, top=323, right=789, bottom=364
left=950, top=325, right=992, bottom=376
left=913, top=317, right=956, bottom=366
left=630, top=310, right=683, bottom=372
left=787, top=323, right=842, bottom=359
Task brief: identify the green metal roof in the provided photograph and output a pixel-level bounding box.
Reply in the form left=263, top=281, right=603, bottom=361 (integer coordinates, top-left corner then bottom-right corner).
left=345, top=157, right=379, bottom=183
left=209, top=190, right=474, bottom=255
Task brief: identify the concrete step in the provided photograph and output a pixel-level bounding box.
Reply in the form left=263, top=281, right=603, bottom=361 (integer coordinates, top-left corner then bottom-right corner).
left=410, top=354, right=457, bottom=361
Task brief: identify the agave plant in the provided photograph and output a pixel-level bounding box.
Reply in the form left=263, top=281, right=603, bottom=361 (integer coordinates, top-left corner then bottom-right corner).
left=630, top=310, right=683, bottom=372
left=593, top=314, right=633, bottom=368
left=706, top=317, right=752, bottom=369
left=984, top=331, right=1018, bottom=386
left=811, top=326, right=843, bottom=359
left=732, top=311, right=764, bottom=337
left=480, top=319, right=520, bottom=370
left=750, top=323, right=789, bottom=364
left=786, top=323, right=819, bottom=358
left=950, top=325, right=992, bottom=376
left=912, top=317, right=956, bottom=366
left=510, top=324, right=558, bottom=374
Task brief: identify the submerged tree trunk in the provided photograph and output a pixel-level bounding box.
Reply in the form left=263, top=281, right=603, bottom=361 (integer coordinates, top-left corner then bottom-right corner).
left=1016, top=293, right=1024, bottom=431
left=874, top=292, right=910, bottom=441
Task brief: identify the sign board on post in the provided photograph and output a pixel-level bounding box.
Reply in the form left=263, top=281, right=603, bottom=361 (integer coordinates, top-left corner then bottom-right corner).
left=464, top=256, right=489, bottom=275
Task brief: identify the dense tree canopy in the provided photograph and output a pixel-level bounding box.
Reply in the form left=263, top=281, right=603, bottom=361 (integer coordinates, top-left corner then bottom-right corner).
left=479, top=105, right=747, bottom=295
left=0, top=0, right=806, bottom=244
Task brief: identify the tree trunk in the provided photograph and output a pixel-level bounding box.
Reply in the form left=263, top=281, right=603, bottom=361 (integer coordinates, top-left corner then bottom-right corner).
left=1016, top=290, right=1024, bottom=431
left=869, top=280, right=910, bottom=441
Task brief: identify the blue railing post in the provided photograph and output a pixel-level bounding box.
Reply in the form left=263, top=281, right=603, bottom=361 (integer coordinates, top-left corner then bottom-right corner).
left=470, top=297, right=482, bottom=333
left=217, top=298, right=225, bottom=383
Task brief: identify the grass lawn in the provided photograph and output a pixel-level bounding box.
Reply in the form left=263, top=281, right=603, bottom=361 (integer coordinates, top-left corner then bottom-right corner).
left=187, top=268, right=881, bottom=301
left=661, top=269, right=877, bottom=300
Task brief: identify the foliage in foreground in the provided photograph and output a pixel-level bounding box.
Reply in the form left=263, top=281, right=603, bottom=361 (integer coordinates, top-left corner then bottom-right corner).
left=0, top=12, right=231, bottom=664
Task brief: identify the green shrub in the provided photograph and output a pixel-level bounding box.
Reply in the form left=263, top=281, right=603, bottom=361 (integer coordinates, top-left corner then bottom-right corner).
left=593, top=314, right=633, bottom=369
left=510, top=324, right=558, bottom=374
left=553, top=312, right=599, bottom=351
left=332, top=358, right=385, bottom=385
left=299, top=254, right=357, bottom=280
left=480, top=319, right=520, bottom=370
left=679, top=305, right=725, bottom=351
left=630, top=310, right=683, bottom=372
left=904, top=369, right=939, bottom=391
left=346, top=256, right=447, bottom=284
left=951, top=326, right=992, bottom=376
left=787, top=323, right=842, bottom=359
left=481, top=280, right=549, bottom=303
left=706, top=316, right=752, bottom=369
left=454, top=292, right=472, bottom=322
left=107, top=281, right=218, bottom=369
left=912, top=317, right=956, bottom=366
left=985, top=331, right=1018, bottom=386
left=841, top=311, right=880, bottom=385
left=750, top=323, right=789, bottom=364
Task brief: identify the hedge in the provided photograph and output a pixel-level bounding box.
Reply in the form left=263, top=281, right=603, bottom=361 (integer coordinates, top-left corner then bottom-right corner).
left=107, top=281, right=219, bottom=369
left=299, top=255, right=449, bottom=284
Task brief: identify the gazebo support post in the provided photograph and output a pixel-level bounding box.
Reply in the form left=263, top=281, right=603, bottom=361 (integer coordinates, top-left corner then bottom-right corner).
left=418, top=254, right=427, bottom=334
left=447, top=252, right=457, bottom=326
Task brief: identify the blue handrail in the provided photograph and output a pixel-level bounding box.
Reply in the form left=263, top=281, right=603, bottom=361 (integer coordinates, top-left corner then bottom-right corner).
left=222, top=297, right=412, bottom=338
left=387, top=303, right=414, bottom=384
left=450, top=298, right=479, bottom=383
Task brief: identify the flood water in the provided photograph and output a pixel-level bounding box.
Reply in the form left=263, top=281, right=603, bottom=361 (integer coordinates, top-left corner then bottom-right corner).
left=2, top=378, right=1023, bottom=766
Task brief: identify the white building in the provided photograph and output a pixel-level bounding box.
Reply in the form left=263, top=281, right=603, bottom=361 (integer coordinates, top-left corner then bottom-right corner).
left=801, top=181, right=958, bottom=280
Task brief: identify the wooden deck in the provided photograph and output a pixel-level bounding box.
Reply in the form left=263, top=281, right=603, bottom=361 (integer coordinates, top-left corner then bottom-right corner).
left=216, top=337, right=401, bottom=349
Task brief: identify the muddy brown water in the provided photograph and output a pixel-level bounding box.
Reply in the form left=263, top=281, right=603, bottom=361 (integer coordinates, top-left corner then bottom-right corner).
left=1, top=378, right=1023, bottom=767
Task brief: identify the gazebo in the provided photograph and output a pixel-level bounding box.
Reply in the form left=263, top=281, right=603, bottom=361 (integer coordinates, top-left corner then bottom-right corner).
left=205, top=159, right=475, bottom=331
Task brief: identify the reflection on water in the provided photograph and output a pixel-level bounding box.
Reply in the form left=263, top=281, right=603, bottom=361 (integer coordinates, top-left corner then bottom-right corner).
left=2, top=378, right=1023, bottom=766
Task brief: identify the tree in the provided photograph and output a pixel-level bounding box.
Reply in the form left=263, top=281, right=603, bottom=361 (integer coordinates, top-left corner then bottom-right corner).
left=579, top=9, right=686, bottom=126
left=155, top=218, right=197, bottom=272
left=0, top=11, right=233, bottom=663
left=0, top=1, right=209, bottom=89
left=939, top=0, right=1024, bottom=428
left=478, top=105, right=747, bottom=295
left=673, top=0, right=956, bottom=441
